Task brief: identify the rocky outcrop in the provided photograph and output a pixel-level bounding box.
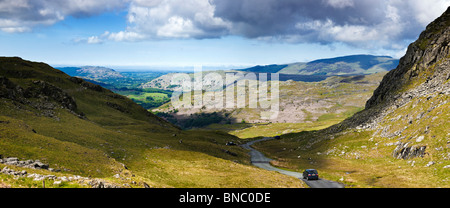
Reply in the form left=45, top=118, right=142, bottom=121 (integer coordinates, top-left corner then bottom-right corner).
left=0, top=157, right=52, bottom=171
left=331, top=7, right=450, bottom=128
left=25, top=80, right=77, bottom=112
left=106, top=102, right=129, bottom=113
left=0, top=76, right=82, bottom=119
left=68, top=76, right=104, bottom=92
left=1, top=167, right=28, bottom=178
left=0, top=166, right=121, bottom=188
left=0, top=76, right=25, bottom=101
left=324, top=7, right=450, bottom=161
left=392, top=143, right=427, bottom=160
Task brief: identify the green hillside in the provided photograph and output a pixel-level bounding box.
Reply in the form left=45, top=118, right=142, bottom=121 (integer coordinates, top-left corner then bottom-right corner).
left=0, top=57, right=305, bottom=188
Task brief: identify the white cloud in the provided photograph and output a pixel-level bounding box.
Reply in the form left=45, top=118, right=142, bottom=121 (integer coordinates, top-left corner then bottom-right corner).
left=78, top=0, right=448, bottom=56
left=0, top=0, right=29, bottom=11
left=107, top=30, right=146, bottom=42
left=1, top=26, right=31, bottom=33
left=2, top=0, right=450, bottom=55
left=101, top=0, right=231, bottom=41
left=324, top=0, right=355, bottom=9
left=86, top=36, right=103, bottom=44
left=156, top=16, right=198, bottom=38
left=291, top=0, right=449, bottom=49
left=0, top=0, right=127, bottom=33
left=407, top=0, right=450, bottom=26
left=132, top=0, right=163, bottom=7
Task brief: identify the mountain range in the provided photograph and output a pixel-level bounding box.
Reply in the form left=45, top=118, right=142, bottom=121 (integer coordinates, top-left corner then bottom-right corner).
left=238, top=55, right=399, bottom=76
left=141, top=54, right=399, bottom=93
left=57, top=66, right=124, bottom=80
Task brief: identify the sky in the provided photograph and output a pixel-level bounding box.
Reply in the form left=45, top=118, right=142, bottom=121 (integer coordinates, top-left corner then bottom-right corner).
left=0, top=0, right=449, bottom=70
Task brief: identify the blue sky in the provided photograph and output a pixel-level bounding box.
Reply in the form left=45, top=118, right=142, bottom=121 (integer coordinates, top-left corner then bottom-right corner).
left=0, top=0, right=449, bottom=71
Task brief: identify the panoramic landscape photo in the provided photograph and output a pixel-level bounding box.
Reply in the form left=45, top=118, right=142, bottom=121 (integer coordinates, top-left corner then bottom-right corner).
left=0, top=0, right=449, bottom=189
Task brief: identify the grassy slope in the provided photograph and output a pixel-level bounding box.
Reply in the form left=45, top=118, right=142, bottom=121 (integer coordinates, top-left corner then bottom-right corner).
left=254, top=93, right=449, bottom=188
left=251, top=15, right=450, bottom=187
left=0, top=57, right=305, bottom=188
left=206, top=121, right=341, bottom=139
left=253, top=58, right=450, bottom=187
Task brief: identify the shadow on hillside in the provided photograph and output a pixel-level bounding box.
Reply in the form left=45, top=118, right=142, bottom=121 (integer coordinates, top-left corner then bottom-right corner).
left=154, top=111, right=238, bottom=130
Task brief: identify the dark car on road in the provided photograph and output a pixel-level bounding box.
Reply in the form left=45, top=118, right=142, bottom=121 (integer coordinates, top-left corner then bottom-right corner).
left=303, top=169, right=319, bottom=180
left=226, top=141, right=237, bottom=146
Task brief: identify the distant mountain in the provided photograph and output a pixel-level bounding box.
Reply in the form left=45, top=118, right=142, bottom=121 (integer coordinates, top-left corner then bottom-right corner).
left=57, top=66, right=124, bottom=80
left=237, top=64, right=288, bottom=73
left=144, top=55, right=398, bottom=91
left=237, top=55, right=399, bottom=76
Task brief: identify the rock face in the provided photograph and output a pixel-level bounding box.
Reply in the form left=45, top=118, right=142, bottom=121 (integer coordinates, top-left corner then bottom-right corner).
left=0, top=166, right=121, bottom=188
left=0, top=155, right=122, bottom=188
left=333, top=7, right=450, bottom=130
left=25, top=80, right=77, bottom=112
left=0, top=156, right=52, bottom=170
left=324, top=7, right=450, bottom=161
left=0, top=76, right=80, bottom=119
left=392, top=143, right=427, bottom=160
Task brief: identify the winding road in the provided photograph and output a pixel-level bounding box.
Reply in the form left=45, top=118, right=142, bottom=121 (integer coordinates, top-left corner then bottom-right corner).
left=241, top=137, right=345, bottom=188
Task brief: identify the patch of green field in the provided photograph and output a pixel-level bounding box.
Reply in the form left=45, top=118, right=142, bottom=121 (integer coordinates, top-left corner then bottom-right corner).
left=128, top=92, right=169, bottom=102
left=115, top=87, right=172, bottom=109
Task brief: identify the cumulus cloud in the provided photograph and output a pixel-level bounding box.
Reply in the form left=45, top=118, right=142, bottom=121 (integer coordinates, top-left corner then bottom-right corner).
left=210, top=0, right=450, bottom=49
left=104, top=0, right=448, bottom=50
left=324, top=0, right=355, bottom=9
left=0, top=0, right=127, bottom=33
left=106, top=0, right=231, bottom=41
left=1, top=0, right=449, bottom=51
left=107, top=30, right=146, bottom=42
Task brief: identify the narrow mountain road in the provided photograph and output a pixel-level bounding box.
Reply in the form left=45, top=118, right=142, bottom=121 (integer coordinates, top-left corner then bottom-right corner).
left=241, top=137, right=344, bottom=188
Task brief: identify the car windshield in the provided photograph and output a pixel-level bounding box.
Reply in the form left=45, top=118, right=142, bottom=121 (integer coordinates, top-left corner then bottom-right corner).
left=307, top=170, right=318, bottom=174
